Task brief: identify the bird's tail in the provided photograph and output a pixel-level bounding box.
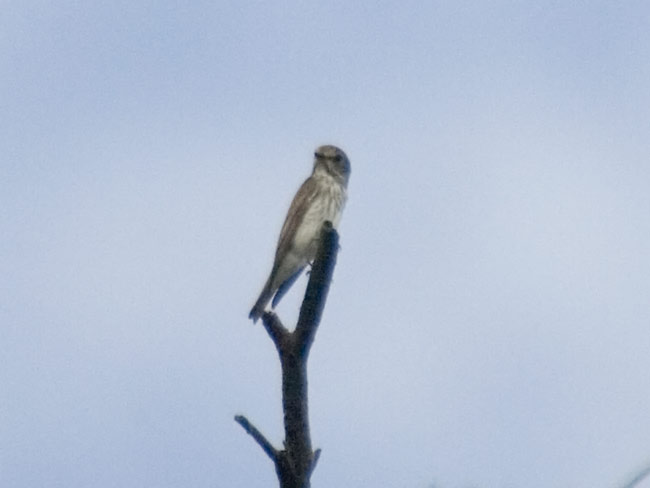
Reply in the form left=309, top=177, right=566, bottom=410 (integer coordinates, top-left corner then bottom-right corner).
left=249, top=277, right=274, bottom=323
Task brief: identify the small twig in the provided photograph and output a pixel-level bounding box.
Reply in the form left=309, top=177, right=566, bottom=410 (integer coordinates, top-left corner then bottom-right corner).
left=261, top=311, right=289, bottom=353
left=620, top=463, right=650, bottom=488
left=308, top=448, right=322, bottom=477
left=234, top=415, right=278, bottom=463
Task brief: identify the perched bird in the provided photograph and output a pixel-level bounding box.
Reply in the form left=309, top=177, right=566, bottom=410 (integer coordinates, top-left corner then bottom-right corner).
left=249, top=145, right=351, bottom=323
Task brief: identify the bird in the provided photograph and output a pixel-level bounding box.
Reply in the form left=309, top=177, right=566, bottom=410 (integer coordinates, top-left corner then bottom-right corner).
left=249, top=145, right=351, bottom=323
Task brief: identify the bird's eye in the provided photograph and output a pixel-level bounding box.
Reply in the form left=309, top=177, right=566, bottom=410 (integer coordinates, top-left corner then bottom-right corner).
left=333, top=155, right=342, bottom=163
left=315, top=152, right=321, bottom=159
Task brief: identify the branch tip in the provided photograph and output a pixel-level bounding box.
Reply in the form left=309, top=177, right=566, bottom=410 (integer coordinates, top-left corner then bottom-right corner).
left=234, top=414, right=278, bottom=462
left=309, top=448, right=322, bottom=476
left=261, top=311, right=288, bottom=349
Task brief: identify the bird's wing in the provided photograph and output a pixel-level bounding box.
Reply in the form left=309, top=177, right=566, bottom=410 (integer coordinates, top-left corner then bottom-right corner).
left=274, top=176, right=318, bottom=267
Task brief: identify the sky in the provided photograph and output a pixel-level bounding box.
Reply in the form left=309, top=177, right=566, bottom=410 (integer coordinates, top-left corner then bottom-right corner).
left=2, top=1, right=650, bottom=487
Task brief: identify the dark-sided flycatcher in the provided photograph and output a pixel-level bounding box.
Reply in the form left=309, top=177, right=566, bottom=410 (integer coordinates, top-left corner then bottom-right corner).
left=249, top=145, right=351, bottom=322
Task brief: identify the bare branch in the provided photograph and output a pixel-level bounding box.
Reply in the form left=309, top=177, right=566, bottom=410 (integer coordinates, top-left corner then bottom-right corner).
left=234, top=415, right=278, bottom=463
left=238, top=222, right=341, bottom=488
left=294, top=221, right=339, bottom=357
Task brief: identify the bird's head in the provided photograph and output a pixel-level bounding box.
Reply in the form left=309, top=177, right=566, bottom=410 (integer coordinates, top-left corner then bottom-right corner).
left=313, top=145, right=351, bottom=186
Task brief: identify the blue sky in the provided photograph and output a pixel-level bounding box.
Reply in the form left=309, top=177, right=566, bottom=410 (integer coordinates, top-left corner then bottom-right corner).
left=2, top=2, right=650, bottom=487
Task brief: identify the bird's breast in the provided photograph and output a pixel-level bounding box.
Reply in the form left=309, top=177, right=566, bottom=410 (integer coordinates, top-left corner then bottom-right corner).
left=292, top=177, right=346, bottom=257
